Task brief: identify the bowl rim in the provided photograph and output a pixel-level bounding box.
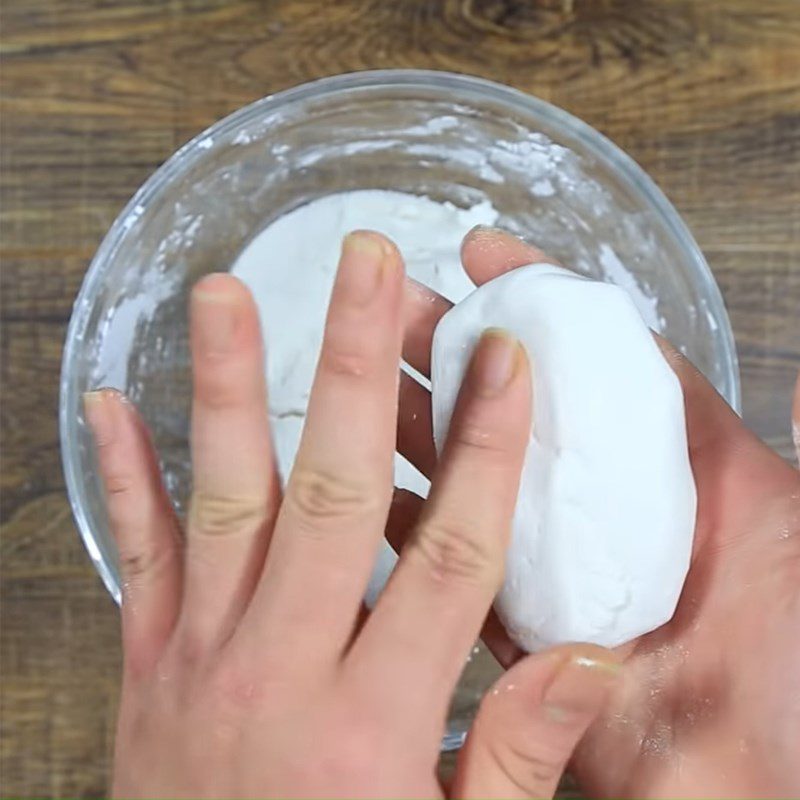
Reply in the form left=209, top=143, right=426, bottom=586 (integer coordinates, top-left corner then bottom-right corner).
left=60, top=68, right=741, bottom=601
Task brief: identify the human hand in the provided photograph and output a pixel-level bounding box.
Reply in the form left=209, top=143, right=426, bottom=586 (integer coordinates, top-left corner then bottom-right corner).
left=85, top=230, right=622, bottom=799
left=399, top=226, right=800, bottom=799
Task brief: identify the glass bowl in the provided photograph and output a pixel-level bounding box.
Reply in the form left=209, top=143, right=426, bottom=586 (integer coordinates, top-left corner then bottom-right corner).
left=60, top=69, right=740, bottom=749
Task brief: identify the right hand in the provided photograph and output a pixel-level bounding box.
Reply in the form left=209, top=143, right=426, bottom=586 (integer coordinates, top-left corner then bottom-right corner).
left=396, top=226, right=800, bottom=798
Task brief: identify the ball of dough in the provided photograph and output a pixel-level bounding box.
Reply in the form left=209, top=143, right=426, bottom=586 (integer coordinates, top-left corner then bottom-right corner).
left=431, top=264, right=696, bottom=651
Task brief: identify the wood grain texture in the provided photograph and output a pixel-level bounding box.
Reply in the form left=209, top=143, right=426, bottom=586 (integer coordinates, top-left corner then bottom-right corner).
left=1, top=0, right=798, bottom=796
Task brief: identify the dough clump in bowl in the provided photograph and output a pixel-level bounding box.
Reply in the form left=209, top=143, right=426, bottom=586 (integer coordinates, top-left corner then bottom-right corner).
left=431, top=263, right=697, bottom=652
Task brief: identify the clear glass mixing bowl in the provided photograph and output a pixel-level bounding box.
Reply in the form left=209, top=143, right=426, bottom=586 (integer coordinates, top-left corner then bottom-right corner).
left=60, top=70, right=740, bottom=749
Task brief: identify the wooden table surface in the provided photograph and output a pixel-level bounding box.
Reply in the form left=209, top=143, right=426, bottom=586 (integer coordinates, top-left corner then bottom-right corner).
left=2, top=0, right=799, bottom=795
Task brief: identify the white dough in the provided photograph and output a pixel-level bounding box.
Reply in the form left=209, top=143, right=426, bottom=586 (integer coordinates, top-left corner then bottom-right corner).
left=431, top=264, right=696, bottom=651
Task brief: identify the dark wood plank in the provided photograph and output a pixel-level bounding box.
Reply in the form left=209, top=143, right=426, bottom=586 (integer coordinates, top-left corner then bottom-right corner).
left=2, top=1, right=798, bottom=795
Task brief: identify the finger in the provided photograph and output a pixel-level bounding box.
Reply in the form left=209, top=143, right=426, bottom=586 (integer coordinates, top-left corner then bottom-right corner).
left=385, top=489, right=523, bottom=669
left=400, top=228, right=553, bottom=381
left=348, top=330, right=531, bottom=727
left=481, top=609, right=525, bottom=668
left=656, top=335, right=771, bottom=479
left=793, top=370, right=800, bottom=466
left=384, top=488, right=425, bottom=549
left=453, top=645, right=621, bottom=799
left=461, top=225, right=559, bottom=286
left=183, top=274, right=280, bottom=649
left=655, top=335, right=744, bottom=461
left=403, top=278, right=452, bottom=377
left=397, top=372, right=436, bottom=478
left=83, top=390, right=181, bottom=677
left=241, top=231, right=405, bottom=663
left=398, top=228, right=548, bottom=481
left=655, top=336, right=799, bottom=550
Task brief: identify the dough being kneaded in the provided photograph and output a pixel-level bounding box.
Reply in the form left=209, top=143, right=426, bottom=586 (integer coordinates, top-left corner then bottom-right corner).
left=431, top=263, right=696, bottom=652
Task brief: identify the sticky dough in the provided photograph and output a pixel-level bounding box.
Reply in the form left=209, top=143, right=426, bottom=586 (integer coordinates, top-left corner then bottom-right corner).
left=431, top=264, right=696, bottom=651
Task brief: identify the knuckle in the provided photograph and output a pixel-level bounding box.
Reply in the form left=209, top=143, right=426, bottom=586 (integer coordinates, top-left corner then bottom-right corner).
left=190, top=490, right=266, bottom=537
left=208, top=657, right=265, bottom=713
left=485, top=735, right=563, bottom=794
left=92, top=428, right=115, bottom=450
left=288, top=467, right=376, bottom=525
left=118, top=539, right=178, bottom=586
left=410, top=517, right=502, bottom=587
left=451, top=418, right=513, bottom=458
left=104, top=474, right=147, bottom=534
left=105, top=472, right=136, bottom=498
left=319, top=318, right=383, bottom=382
left=319, top=343, right=376, bottom=380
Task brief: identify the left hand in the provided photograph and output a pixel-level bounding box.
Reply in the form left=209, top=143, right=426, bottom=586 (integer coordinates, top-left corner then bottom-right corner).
left=85, top=230, right=620, bottom=799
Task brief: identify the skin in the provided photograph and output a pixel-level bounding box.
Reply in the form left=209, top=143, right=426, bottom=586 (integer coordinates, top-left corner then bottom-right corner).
left=83, top=227, right=800, bottom=798
left=85, top=230, right=619, bottom=800
left=398, top=227, right=800, bottom=799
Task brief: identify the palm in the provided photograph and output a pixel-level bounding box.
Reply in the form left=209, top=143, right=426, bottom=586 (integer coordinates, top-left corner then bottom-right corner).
left=574, top=418, right=800, bottom=798
left=397, top=227, right=800, bottom=798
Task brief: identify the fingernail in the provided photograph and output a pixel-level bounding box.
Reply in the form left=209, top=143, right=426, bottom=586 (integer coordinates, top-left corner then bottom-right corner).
left=466, top=224, right=520, bottom=242
left=542, top=651, right=621, bottom=723
left=339, top=230, right=392, bottom=305
left=83, top=389, right=114, bottom=446
left=83, top=389, right=106, bottom=406
left=468, top=224, right=504, bottom=236
left=193, top=276, right=238, bottom=356
left=469, top=328, right=522, bottom=396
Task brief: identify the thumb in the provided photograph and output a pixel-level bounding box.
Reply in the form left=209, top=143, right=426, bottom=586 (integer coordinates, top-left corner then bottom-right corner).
left=452, top=644, right=621, bottom=799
